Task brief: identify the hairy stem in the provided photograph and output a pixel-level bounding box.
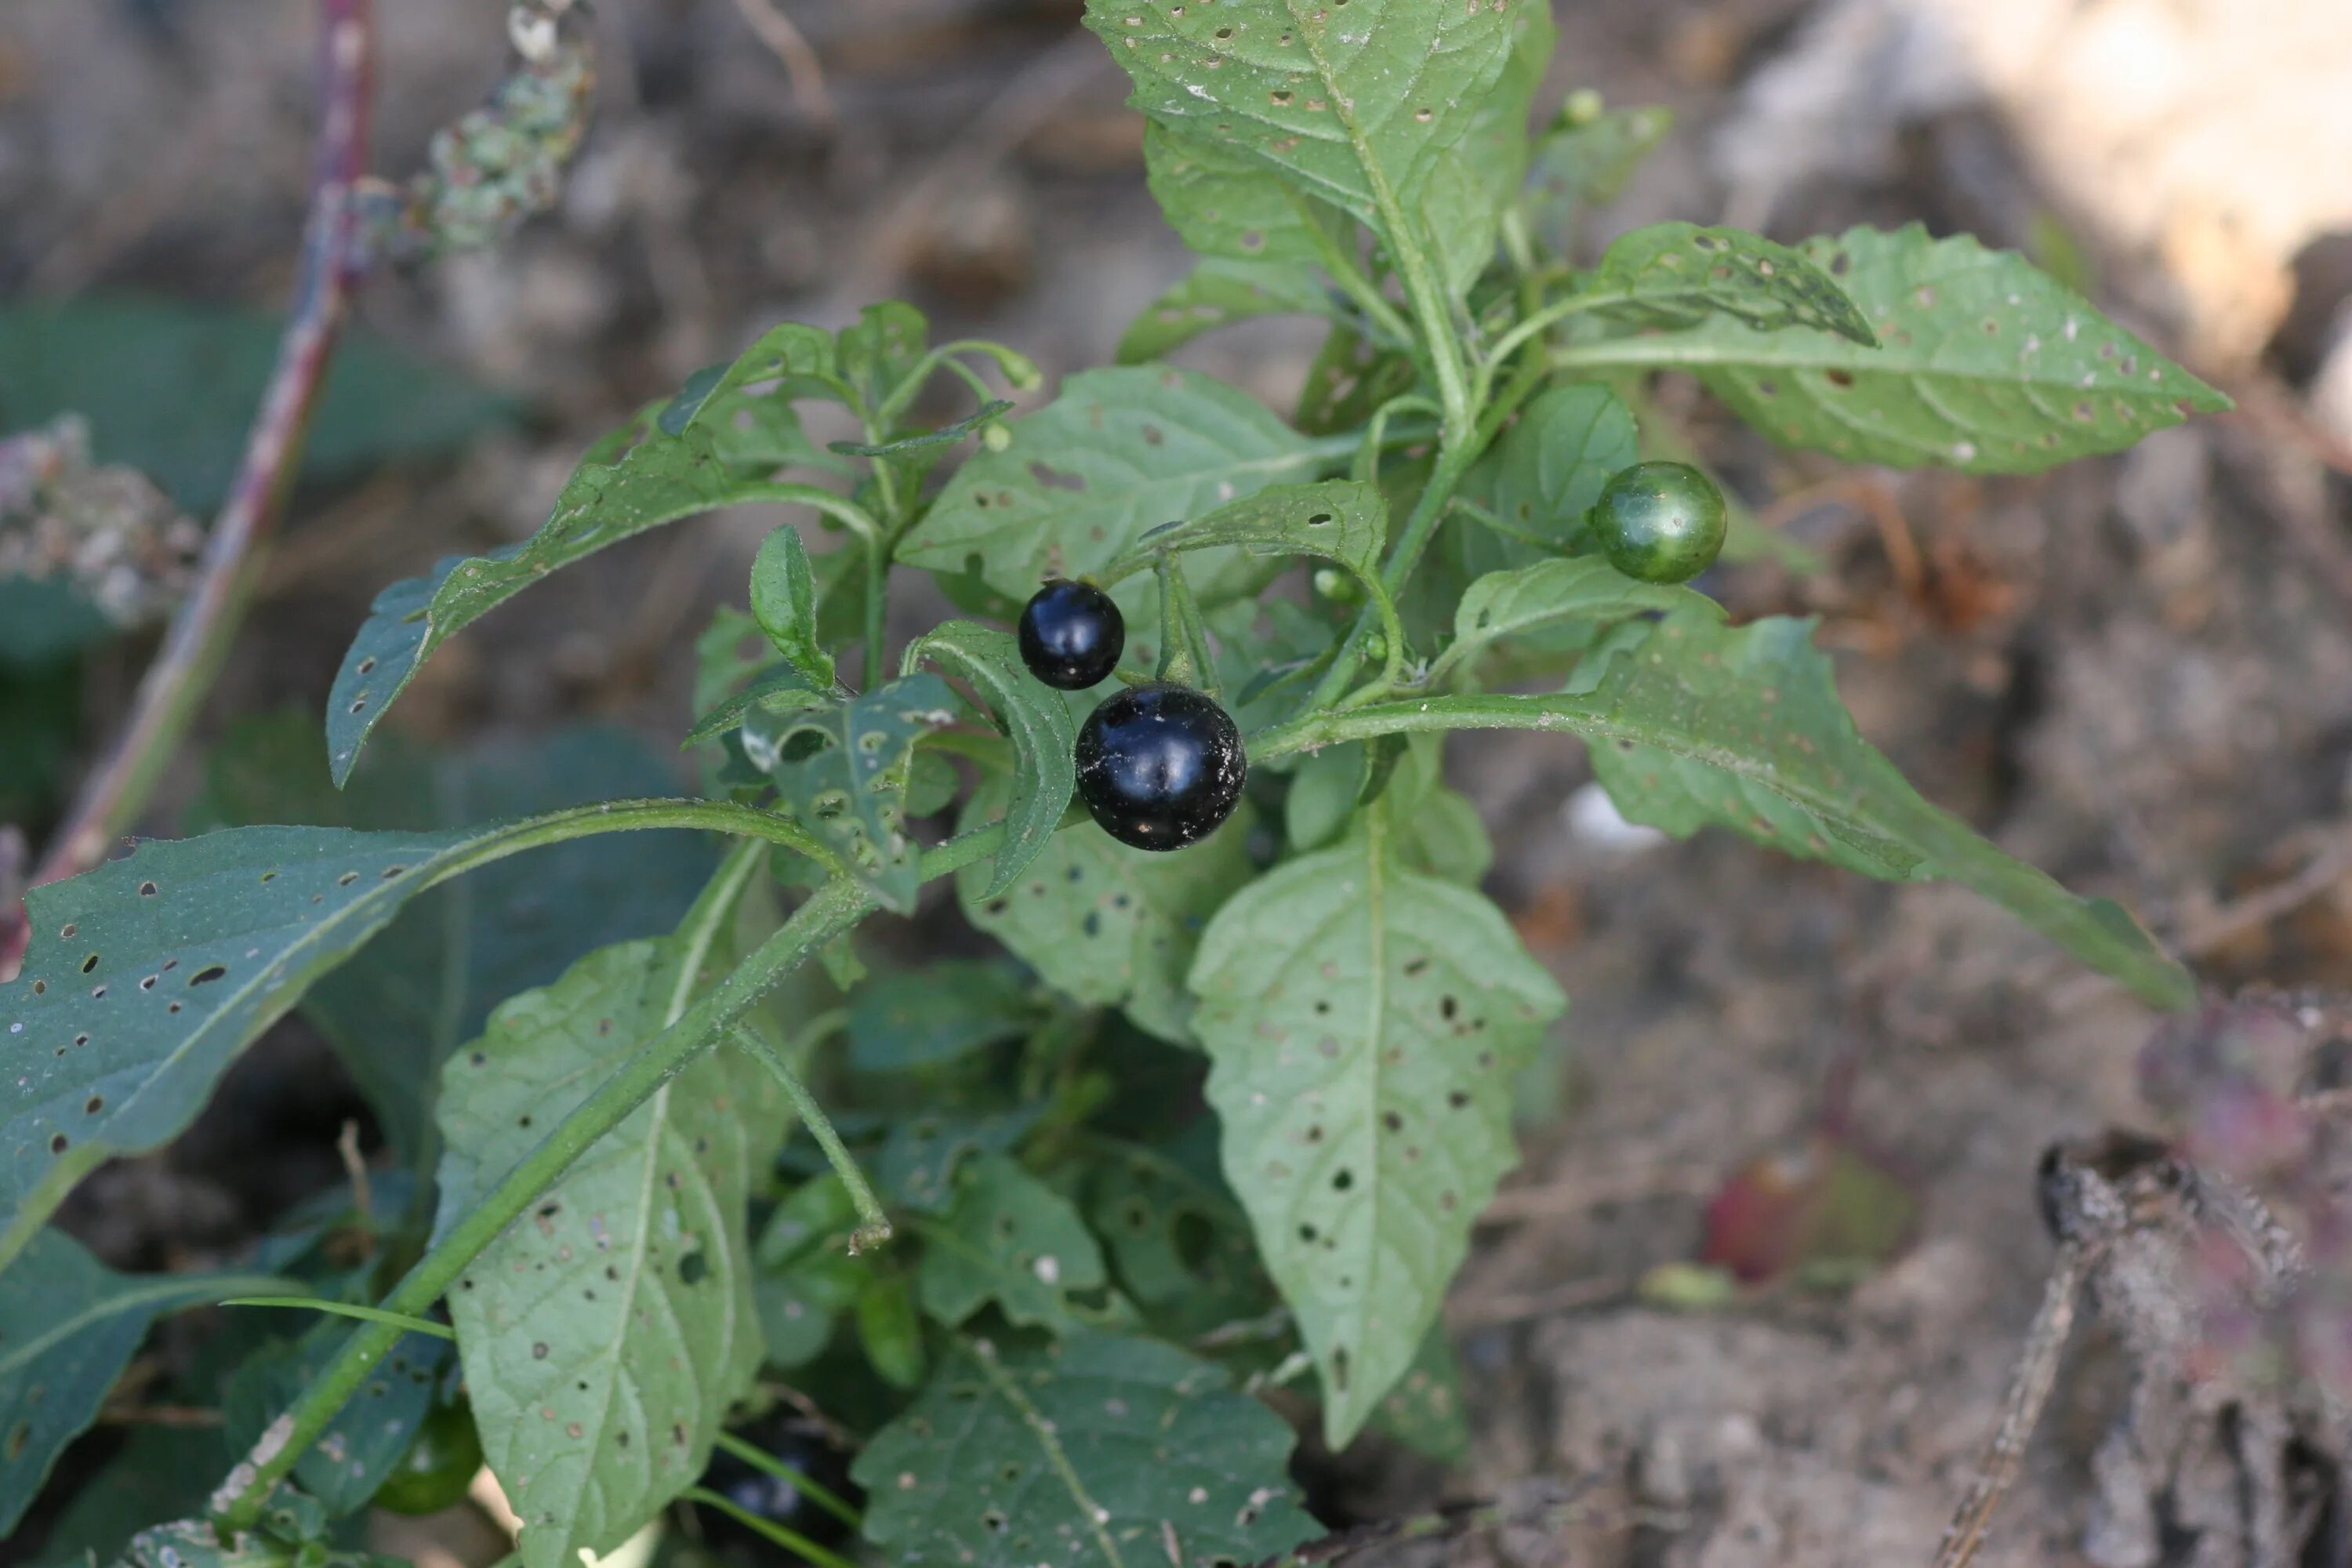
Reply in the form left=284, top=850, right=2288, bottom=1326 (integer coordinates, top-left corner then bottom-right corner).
left=684, top=1488, right=863, bottom=1568
left=729, top=1025, right=891, bottom=1250
left=2, top=0, right=376, bottom=982
left=710, top=1430, right=862, bottom=1530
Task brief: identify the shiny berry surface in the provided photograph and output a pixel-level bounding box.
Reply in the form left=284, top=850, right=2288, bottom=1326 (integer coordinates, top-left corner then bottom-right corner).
left=1075, top=682, right=1246, bottom=851
left=689, top=1416, right=860, bottom=1562
left=371, top=1399, right=483, bottom=1516
left=1592, top=460, right=1727, bottom=584
left=1017, top=580, right=1125, bottom=690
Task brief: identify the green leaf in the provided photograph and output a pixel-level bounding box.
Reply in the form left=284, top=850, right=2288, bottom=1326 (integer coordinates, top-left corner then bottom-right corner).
left=1272, top=614, right=2196, bottom=1009
left=1392, top=787, right=1493, bottom=887
left=1582, top=223, right=1877, bottom=345
left=852, top=1331, right=1319, bottom=1568
left=437, top=935, right=786, bottom=1568
left=1086, top=0, right=1523, bottom=268
left=873, top=1109, right=1044, bottom=1216
left=896, top=365, right=1325, bottom=606
left=1423, top=0, right=1555, bottom=292
left=1295, top=321, right=1421, bottom=437
left=1116, top=260, right=1334, bottom=365
left=1522, top=103, right=1675, bottom=245
left=28, top=1425, right=224, bottom=1568
left=0, top=296, right=511, bottom=513
left=326, top=321, right=836, bottom=783
left=1489, top=382, right=1637, bottom=546
left=855, top=1276, right=927, bottom=1390
left=959, top=779, right=1257, bottom=1045
left=193, top=719, right=719, bottom=1160
left=1444, top=557, right=1719, bottom=674
left=1561, top=223, right=2229, bottom=472
left=1138, top=122, right=1327, bottom=268
left=837, top=301, right=931, bottom=412
left=914, top=1155, right=1109, bottom=1330
left=223, top=1322, right=453, bottom=1516
left=0, top=581, right=114, bottom=669
left=827, top=399, right=1013, bottom=459
left=906, top=622, right=1078, bottom=896
left=846, top=960, right=1033, bottom=1073
left=1083, top=1136, right=1272, bottom=1339
left=1190, top=811, right=1566, bottom=1446
left=744, top=675, right=960, bottom=914
left=0, top=1229, right=285, bottom=1534
left=118, top=1494, right=397, bottom=1568
left=1120, top=478, right=1385, bottom=586
left=752, top=1177, right=871, bottom=1368
left=750, top=525, right=837, bottom=688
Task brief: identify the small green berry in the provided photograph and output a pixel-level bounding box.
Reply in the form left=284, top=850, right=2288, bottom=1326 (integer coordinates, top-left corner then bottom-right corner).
left=982, top=421, right=1013, bottom=452
left=1312, top=565, right=1361, bottom=604
left=1592, top=461, right=1727, bottom=584
left=1361, top=631, right=1388, bottom=662
left=1562, top=88, right=1604, bottom=127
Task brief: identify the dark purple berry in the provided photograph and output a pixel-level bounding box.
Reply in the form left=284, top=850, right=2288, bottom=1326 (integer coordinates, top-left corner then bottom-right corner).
left=1075, top=683, right=1246, bottom=851
left=1018, top=580, right=1125, bottom=690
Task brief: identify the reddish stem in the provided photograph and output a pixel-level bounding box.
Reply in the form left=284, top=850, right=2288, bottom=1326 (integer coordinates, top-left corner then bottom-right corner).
left=0, top=0, right=375, bottom=980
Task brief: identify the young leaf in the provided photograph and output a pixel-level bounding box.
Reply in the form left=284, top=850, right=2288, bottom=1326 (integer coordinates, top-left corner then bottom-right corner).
left=1116, top=259, right=1335, bottom=365
left=827, top=399, right=1014, bottom=459
left=914, top=1154, right=1109, bottom=1330
left=1190, top=812, right=1566, bottom=1446
left=1441, top=556, right=1719, bottom=676
left=437, top=935, right=786, bottom=1568
left=1085, top=0, right=1521, bottom=271
left=957, top=781, right=1256, bottom=1046
left=1559, top=223, right=2229, bottom=472
left=1522, top=103, right=1675, bottom=247
left=836, top=301, right=930, bottom=412
left=752, top=1177, right=871, bottom=1367
left=194, top=719, right=720, bottom=1161
left=1392, top=786, right=1494, bottom=887
left=852, top=1332, right=1319, bottom=1568
left=895, top=365, right=1326, bottom=606
left=327, top=321, right=838, bottom=783
left=743, top=675, right=960, bottom=915
left=1120, top=478, right=1385, bottom=586
left=1581, top=223, right=1876, bottom=344
left=905, top=622, right=1077, bottom=896
left=0, top=1229, right=287, bottom=1534
left=1265, top=614, right=2197, bottom=1008
left=845, top=960, right=1033, bottom=1073
left=1295, top=320, right=1421, bottom=437
left=750, top=525, right=837, bottom=688
left=856, top=1275, right=927, bottom=1390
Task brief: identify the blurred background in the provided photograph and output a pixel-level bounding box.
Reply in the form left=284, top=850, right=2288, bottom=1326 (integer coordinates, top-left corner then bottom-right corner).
left=5, top=1, right=2352, bottom=1563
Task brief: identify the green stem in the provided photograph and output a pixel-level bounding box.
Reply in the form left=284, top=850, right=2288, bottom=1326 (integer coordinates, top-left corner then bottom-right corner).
left=1446, top=494, right=1561, bottom=555
left=1353, top=393, right=1444, bottom=487
left=1290, top=194, right=1417, bottom=353
left=729, top=1025, right=891, bottom=1251
left=711, top=1430, right=862, bottom=1530
left=217, top=1299, right=455, bottom=1340
left=684, top=1488, right=864, bottom=1568
left=1474, top=289, right=1630, bottom=408
left=209, top=826, right=1014, bottom=1530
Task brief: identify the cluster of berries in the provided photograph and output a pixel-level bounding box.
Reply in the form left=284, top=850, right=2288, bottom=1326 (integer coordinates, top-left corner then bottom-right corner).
left=1012, top=460, right=1725, bottom=854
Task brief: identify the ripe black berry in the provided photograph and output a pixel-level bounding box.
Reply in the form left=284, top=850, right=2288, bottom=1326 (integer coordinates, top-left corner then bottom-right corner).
left=1592, top=460, right=1727, bottom=583
left=686, top=1416, right=860, bottom=1562
left=1075, top=682, right=1246, bottom=851
left=1018, top=580, right=1125, bottom=690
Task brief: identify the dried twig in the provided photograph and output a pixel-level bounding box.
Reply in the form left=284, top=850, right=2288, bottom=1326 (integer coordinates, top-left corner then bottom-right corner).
left=0, top=0, right=377, bottom=981
left=729, top=0, right=834, bottom=127
left=1930, top=1240, right=2090, bottom=1568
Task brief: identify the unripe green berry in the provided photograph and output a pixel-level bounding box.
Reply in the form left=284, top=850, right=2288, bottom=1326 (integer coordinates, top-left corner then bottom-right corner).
left=1592, top=461, right=1727, bottom=584
left=1312, top=566, right=1361, bottom=604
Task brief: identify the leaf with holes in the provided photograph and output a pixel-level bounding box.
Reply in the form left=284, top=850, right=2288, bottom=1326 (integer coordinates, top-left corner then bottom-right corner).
left=437, top=932, right=786, bottom=1568
left=1561, top=223, right=2229, bottom=472
left=847, top=960, right=1035, bottom=1073
left=959, top=777, right=1256, bottom=1046
left=1364, top=1325, right=1471, bottom=1465
left=0, top=808, right=750, bottom=1270
left=1116, top=259, right=1335, bottom=365
left=750, top=525, right=837, bottom=689
left=1443, top=557, right=1719, bottom=675
left=895, top=365, right=1327, bottom=608
left=1083, top=1134, right=1272, bottom=1340
left=1283, top=613, right=2195, bottom=1008
left=1138, top=122, right=1330, bottom=270
left=852, top=1331, right=1319, bottom=1568
left=1120, top=479, right=1385, bottom=588
left=1084, top=0, right=1522, bottom=275
left=193, top=718, right=719, bottom=1161
left=753, top=1176, right=873, bottom=1368
left=326, top=321, right=839, bottom=783
left=914, top=1154, right=1109, bottom=1330
left=118, top=1490, right=397, bottom=1568
left=0, top=1228, right=290, bottom=1534
left=873, top=1108, right=1046, bottom=1216
left=906, top=622, right=1077, bottom=896
left=1190, top=811, right=1566, bottom=1446
left=1421, top=0, right=1554, bottom=292
left=1582, top=223, right=1876, bottom=345
left=223, top=1322, right=454, bottom=1516
left=1296, top=321, right=1420, bottom=437
left=744, top=675, right=960, bottom=915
